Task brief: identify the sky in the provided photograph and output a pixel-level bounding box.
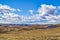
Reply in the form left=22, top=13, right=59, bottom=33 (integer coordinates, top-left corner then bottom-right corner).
left=0, top=0, right=60, bottom=24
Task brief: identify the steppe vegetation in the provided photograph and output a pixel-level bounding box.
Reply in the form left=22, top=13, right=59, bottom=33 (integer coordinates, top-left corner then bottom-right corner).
left=0, top=24, right=60, bottom=40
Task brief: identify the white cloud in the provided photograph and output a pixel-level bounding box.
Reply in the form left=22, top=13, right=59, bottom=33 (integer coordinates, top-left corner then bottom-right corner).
left=22, top=4, right=60, bottom=24
left=17, top=9, right=21, bottom=12
left=27, top=4, right=60, bottom=24
left=29, top=10, right=34, bottom=14
left=0, top=4, right=60, bottom=24
left=38, top=4, right=57, bottom=16
left=0, top=4, right=16, bottom=12
left=0, top=4, right=23, bottom=24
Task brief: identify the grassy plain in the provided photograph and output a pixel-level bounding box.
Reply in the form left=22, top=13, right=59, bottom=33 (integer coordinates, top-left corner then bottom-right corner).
left=0, top=26, right=60, bottom=40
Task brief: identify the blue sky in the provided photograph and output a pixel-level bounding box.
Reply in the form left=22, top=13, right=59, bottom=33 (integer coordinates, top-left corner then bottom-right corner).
left=0, top=0, right=60, bottom=24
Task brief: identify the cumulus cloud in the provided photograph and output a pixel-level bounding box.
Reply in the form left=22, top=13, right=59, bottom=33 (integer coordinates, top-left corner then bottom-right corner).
left=0, top=4, right=23, bottom=24
left=0, top=4, right=16, bottom=12
left=0, top=4, right=60, bottom=24
left=27, top=4, right=60, bottom=24
left=21, top=4, right=60, bottom=24
left=38, top=4, right=57, bottom=16
left=29, top=10, right=34, bottom=14
left=34, top=4, right=59, bottom=24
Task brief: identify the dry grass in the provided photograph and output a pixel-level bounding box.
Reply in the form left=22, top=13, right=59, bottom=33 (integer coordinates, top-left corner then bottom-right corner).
left=0, top=26, right=60, bottom=40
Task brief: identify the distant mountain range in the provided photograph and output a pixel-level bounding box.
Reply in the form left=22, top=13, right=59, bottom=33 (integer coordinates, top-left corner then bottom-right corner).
left=0, top=23, right=57, bottom=26
left=0, top=24, right=56, bottom=26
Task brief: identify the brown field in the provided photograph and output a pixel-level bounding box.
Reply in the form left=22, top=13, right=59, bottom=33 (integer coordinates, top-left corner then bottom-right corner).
left=0, top=25, right=60, bottom=40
